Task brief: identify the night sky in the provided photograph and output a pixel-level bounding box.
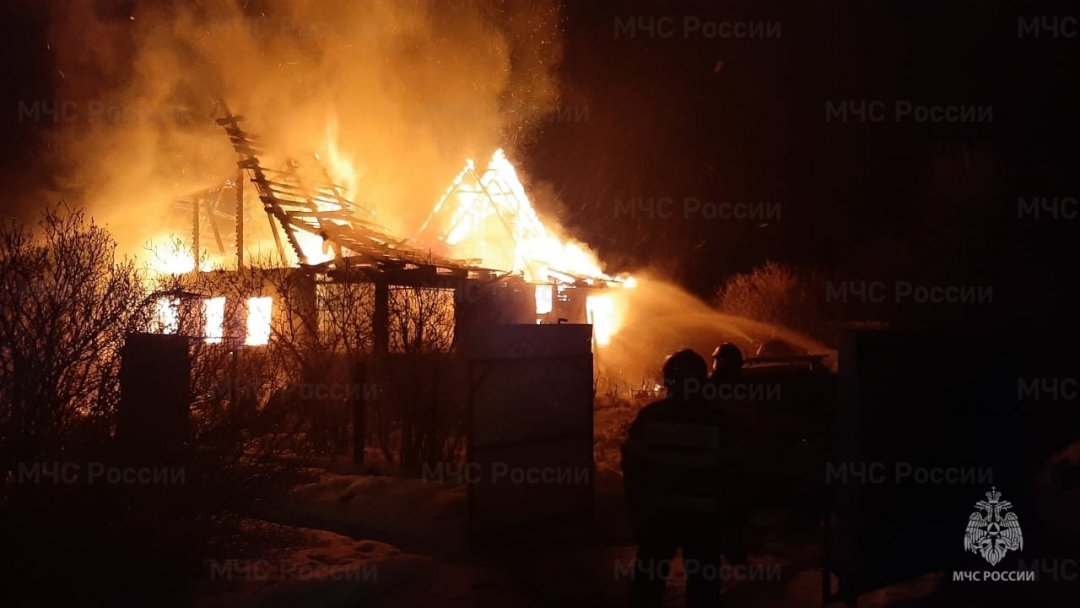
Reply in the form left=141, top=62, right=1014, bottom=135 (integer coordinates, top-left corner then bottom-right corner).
left=524, top=0, right=1080, bottom=323
left=3, top=0, right=1078, bottom=322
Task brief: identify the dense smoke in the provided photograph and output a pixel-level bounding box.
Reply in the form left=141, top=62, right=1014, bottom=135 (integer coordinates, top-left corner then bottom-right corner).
left=45, top=0, right=562, bottom=255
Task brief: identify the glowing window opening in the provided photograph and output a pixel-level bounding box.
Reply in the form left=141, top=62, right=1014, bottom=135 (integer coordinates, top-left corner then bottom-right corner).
left=154, top=297, right=180, bottom=335
left=245, top=297, right=272, bottom=346
left=534, top=284, right=553, bottom=315
left=204, top=297, right=226, bottom=344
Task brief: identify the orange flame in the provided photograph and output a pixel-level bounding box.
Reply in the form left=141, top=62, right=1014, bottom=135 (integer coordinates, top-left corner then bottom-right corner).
left=433, top=149, right=612, bottom=283
left=428, top=148, right=633, bottom=342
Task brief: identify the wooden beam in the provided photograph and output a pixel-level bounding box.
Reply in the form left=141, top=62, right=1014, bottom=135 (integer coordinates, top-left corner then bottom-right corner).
left=373, top=280, right=389, bottom=355
left=235, top=164, right=244, bottom=269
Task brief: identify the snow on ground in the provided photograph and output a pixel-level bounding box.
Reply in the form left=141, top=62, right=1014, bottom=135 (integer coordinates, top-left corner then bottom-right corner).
left=235, top=398, right=951, bottom=606
left=594, top=397, right=639, bottom=539
left=277, top=472, right=469, bottom=550
left=213, top=397, right=961, bottom=607
left=196, top=519, right=434, bottom=608
left=271, top=400, right=641, bottom=551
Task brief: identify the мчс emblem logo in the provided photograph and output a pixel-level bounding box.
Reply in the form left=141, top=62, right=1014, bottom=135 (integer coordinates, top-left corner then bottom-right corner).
left=963, top=486, right=1023, bottom=566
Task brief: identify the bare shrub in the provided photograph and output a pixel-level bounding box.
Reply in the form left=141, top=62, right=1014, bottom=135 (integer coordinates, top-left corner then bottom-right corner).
left=713, top=261, right=838, bottom=348
left=389, top=286, right=455, bottom=354
left=0, top=205, right=149, bottom=462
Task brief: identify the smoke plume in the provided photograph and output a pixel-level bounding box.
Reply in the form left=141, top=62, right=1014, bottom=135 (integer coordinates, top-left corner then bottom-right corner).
left=46, top=0, right=562, bottom=255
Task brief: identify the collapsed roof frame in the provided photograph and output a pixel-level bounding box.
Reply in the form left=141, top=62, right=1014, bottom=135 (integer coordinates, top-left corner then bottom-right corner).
left=214, top=106, right=485, bottom=281
left=212, top=104, right=619, bottom=297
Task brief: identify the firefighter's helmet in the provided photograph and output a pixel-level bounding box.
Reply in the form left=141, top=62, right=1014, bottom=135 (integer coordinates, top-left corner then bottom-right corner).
left=711, top=342, right=744, bottom=369
left=663, top=349, right=708, bottom=389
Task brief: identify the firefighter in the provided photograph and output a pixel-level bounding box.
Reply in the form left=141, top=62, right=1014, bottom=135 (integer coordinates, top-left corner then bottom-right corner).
left=621, top=349, right=736, bottom=608
left=709, top=342, right=744, bottom=385
left=709, top=341, right=752, bottom=571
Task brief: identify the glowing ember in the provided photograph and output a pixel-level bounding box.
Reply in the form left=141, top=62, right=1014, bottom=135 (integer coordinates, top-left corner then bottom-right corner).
left=245, top=296, right=272, bottom=346
left=204, top=297, right=225, bottom=344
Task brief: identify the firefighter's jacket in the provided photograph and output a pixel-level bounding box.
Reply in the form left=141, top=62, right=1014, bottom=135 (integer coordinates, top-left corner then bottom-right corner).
left=620, top=395, right=741, bottom=519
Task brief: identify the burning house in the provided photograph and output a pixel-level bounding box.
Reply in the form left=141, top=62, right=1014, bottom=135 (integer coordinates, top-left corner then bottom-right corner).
left=129, top=105, right=620, bottom=499
left=148, top=107, right=627, bottom=355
